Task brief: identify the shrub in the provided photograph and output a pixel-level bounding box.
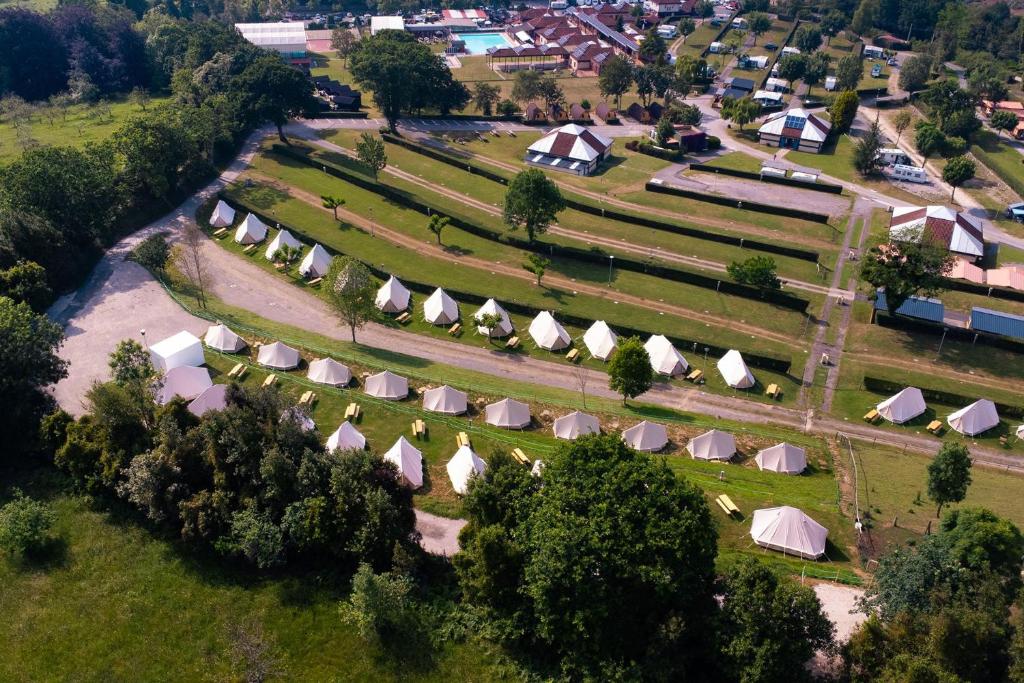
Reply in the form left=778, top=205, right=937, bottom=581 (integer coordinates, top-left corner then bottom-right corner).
left=0, top=490, right=56, bottom=556
left=942, top=135, right=967, bottom=157
left=706, top=135, right=721, bottom=150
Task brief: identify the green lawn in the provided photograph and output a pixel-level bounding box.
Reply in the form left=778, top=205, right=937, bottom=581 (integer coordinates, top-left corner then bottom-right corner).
left=0, top=95, right=171, bottom=164
left=675, top=21, right=724, bottom=58
left=701, top=150, right=765, bottom=174
left=971, top=129, right=1024, bottom=200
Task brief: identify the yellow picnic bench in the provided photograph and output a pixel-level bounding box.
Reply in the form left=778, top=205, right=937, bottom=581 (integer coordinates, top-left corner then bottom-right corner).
left=505, top=336, right=520, bottom=349
left=766, top=383, right=781, bottom=400
left=213, top=227, right=227, bottom=238
left=448, top=322, right=461, bottom=336
left=396, top=311, right=411, bottom=324
left=927, top=420, right=943, bottom=434
left=686, top=369, right=704, bottom=383
left=228, top=363, right=246, bottom=379
left=243, top=244, right=256, bottom=254
left=512, top=448, right=529, bottom=465
left=307, top=277, right=322, bottom=287
left=457, top=431, right=471, bottom=448
left=863, top=408, right=880, bottom=423
left=262, top=374, right=277, bottom=388
left=715, top=494, right=741, bottom=517
left=274, top=262, right=287, bottom=271
left=299, top=390, right=316, bottom=407
left=344, top=402, right=361, bottom=420
left=566, top=348, right=580, bottom=362
left=412, top=419, right=426, bottom=438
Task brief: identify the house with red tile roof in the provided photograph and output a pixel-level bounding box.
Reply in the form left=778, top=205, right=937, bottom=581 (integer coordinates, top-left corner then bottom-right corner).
left=525, top=124, right=613, bottom=175
left=757, top=107, right=831, bottom=153
left=888, top=205, right=985, bottom=261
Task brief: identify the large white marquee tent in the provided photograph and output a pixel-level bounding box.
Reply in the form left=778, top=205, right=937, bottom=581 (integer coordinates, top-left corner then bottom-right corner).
left=187, top=383, right=228, bottom=417
left=364, top=370, right=409, bottom=400
left=750, top=506, right=828, bottom=559
left=158, top=365, right=212, bottom=405
left=149, top=330, right=204, bottom=372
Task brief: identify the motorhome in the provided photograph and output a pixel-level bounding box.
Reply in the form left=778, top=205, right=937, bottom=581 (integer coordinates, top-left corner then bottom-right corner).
left=890, top=163, right=927, bottom=183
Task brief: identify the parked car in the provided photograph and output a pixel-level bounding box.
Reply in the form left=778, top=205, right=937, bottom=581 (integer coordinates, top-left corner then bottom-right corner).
left=764, top=42, right=778, bottom=50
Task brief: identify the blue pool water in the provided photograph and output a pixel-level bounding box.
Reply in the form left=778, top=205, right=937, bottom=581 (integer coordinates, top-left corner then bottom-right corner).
left=461, top=31, right=514, bottom=54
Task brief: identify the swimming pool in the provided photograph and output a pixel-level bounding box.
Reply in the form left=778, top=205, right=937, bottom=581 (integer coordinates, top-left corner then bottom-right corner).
left=460, top=31, right=514, bottom=54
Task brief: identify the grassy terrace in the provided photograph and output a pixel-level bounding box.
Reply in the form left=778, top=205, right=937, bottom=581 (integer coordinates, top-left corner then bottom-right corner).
left=315, top=131, right=829, bottom=282
left=971, top=129, right=1024, bottom=200
left=247, top=143, right=817, bottom=340
left=674, top=20, right=724, bottom=58
left=206, top=189, right=805, bottom=404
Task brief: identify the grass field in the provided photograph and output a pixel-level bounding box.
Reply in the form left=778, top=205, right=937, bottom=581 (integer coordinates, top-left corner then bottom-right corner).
left=674, top=20, right=725, bottom=58
left=0, top=95, right=171, bottom=164
left=971, top=129, right=1024, bottom=200
left=701, top=150, right=766, bottom=173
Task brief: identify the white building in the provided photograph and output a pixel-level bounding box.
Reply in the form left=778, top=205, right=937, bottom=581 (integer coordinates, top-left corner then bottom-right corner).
left=370, top=15, right=405, bottom=35
left=757, top=107, right=831, bottom=153
left=889, top=205, right=984, bottom=260
left=234, top=22, right=307, bottom=58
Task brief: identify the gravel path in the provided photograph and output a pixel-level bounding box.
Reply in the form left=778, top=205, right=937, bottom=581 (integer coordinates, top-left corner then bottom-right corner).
left=813, top=582, right=866, bottom=642
left=414, top=510, right=467, bottom=556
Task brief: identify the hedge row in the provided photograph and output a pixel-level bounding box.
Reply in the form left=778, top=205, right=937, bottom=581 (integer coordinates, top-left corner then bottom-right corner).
left=272, top=143, right=811, bottom=311
left=314, top=111, right=369, bottom=119
left=216, top=192, right=794, bottom=373
left=646, top=181, right=831, bottom=224
left=941, top=276, right=1024, bottom=305
left=863, top=375, right=1024, bottom=420
left=874, top=311, right=1024, bottom=356
left=689, top=163, right=844, bottom=195
left=381, top=133, right=822, bottom=262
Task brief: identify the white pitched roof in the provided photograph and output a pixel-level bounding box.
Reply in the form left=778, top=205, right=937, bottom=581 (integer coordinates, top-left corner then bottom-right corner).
left=234, top=213, right=268, bottom=244
left=327, top=421, right=366, bottom=452
left=687, top=429, right=736, bottom=461
left=384, top=436, right=423, bottom=488
left=157, top=365, right=212, bottom=405
left=306, top=357, right=351, bottom=386
left=150, top=330, right=204, bottom=372
left=204, top=323, right=246, bottom=353
left=265, top=229, right=302, bottom=260
left=717, top=349, right=755, bottom=389
left=752, top=89, right=784, bottom=102
left=299, top=243, right=333, bottom=278
left=552, top=410, right=600, bottom=439
left=947, top=399, right=999, bottom=436
left=622, top=420, right=668, bottom=452
left=758, top=107, right=831, bottom=143
left=422, top=385, right=468, bottom=415
left=484, top=398, right=531, bottom=429
left=209, top=200, right=236, bottom=228
left=375, top=275, right=411, bottom=313
left=257, top=341, right=300, bottom=370
left=187, top=383, right=228, bottom=417
left=582, top=320, right=617, bottom=360
left=526, top=123, right=613, bottom=163
left=528, top=311, right=571, bottom=350
left=644, top=335, right=688, bottom=376
left=876, top=387, right=927, bottom=424
left=473, top=298, right=514, bottom=337
left=423, top=287, right=459, bottom=325
left=755, top=443, right=807, bottom=474
left=447, top=445, right=486, bottom=495
left=750, top=506, right=828, bottom=559
left=889, top=205, right=985, bottom=258
left=364, top=370, right=408, bottom=400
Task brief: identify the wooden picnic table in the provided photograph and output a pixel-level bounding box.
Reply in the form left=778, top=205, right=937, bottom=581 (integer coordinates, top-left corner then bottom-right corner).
left=512, top=448, right=529, bottom=465
left=396, top=311, right=411, bottom=324
left=566, top=348, right=580, bottom=362
left=863, top=408, right=880, bottom=423
left=262, top=374, right=277, bottom=388
left=457, top=431, right=470, bottom=447
left=344, top=403, right=361, bottom=420
left=927, top=420, right=943, bottom=434
left=448, top=323, right=461, bottom=336
left=686, top=369, right=704, bottom=383
left=412, top=419, right=426, bottom=437
left=505, top=336, right=520, bottom=349
left=766, top=383, right=780, bottom=399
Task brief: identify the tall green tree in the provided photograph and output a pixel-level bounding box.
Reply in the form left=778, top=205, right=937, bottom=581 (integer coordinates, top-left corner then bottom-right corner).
left=829, top=90, right=860, bottom=134
left=794, top=24, right=823, bottom=54
left=860, top=240, right=953, bottom=315
left=803, top=52, right=830, bottom=95
left=893, top=109, right=913, bottom=144
left=777, top=53, right=807, bottom=90
left=639, top=29, right=668, bottom=63
left=835, top=54, right=863, bottom=91
left=502, top=169, right=565, bottom=242
left=898, top=55, right=932, bottom=92
left=472, top=82, right=501, bottom=116
left=598, top=55, right=634, bottom=109
left=355, top=132, right=387, bottom=181
left=721, top=96, right=761, bottom=131
left=324, top=256, right=376, bottom=342
left=511, top=69, right=544, bottom=106
left=727, top=255, right=781, bottom=289
left=747, top=13, right=772, bottom=44
left=523, top=253, right=550, bottom=286
left=915, top=121, right=946, bottom=158
left=321, top=195, right=346, bottom=220
left=233, top=55, right=319, bottom=143
left=427, top=214, right=449, bottom=245
left=942, top=155, right=976, bottom=203
left=607, top=336, right=653, bottom=404
left=821, top=10, right=847, bottom=45
left=928, top=442, right=972, bottom=517
left=0, top=260, right=51, bottom=311
left=330, top=28, right=359, bottom=65
left=990, top=110, right=1020, bottom=138
left=854, top=117, right=884, bottom=176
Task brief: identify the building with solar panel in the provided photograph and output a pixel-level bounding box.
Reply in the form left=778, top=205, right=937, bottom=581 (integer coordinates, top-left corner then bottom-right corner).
left=757, top=107, right=831, bottom=153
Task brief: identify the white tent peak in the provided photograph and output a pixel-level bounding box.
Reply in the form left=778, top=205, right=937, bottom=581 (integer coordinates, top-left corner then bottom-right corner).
left=384, top=436, right=424, bottom=488
left=424, top=287, right=460, bottom=325
left=188, top=383, right=228, bottom=417
left=622, top=420, right=668, bottom=452
left=947, top=399, right=999, bottom=436
left=257, top=341, right=300, bottom=370
left=364, top=370, right=408, bottom=400
left=583, top=320, right=618, bottom=361
left=529, top=310, right=571, bottom=351
left=553, top=410, right=600, bottom=440
left=422, top=385, right=468, bottom=415
left=717, top=349, right=755, bottom=389
left=473, top=298, right=514, bottom=337
left=644, top=335, right=688, bottom=376
left=485, top=398, right=531, bottom=429
left=234, top=213, right=268, bottom=244
left=877, top=387, right=927, bottom=424
left=209, top=200, right=236, bottom=228
left=204, top=323, right=246, bottom=353
left=755, top=442, right=807, bottom=474
left=376, top=275, right=411, bottom=313
left=327, top=421, right=366, bottom=452
left=687, top=429, right=736, bottom=461
left=265, top=228, right=302, bottom=261
left=447, top=445, right=486, bottom=495
left=158, top=365, right=212, bottom=405
left=750, top=506, right=828, bottom=559
left=307, top=357, right=351, bottom=386
left=299, top=243, right=333, bottom=278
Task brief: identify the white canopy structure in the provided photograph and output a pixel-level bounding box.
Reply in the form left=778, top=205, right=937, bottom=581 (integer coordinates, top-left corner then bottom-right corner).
left=622, top=421, right=668, bottom=452
left=717, top=349, right=755, bottom=389
left=473, top=298, right=514, bottom=338
left=265, top=229, right=302, bottom=261
left=583, top=320, right=617, bottom=361
left=376, top=275, right=411, bottom=313
left=755, top=443, right=807, bottom=474
left=306, top=357, right=351, bottom=386
left=204, top=323, right=246, bottom=353
left=644, top=335, right=688, bottom=376
left=326, top=421, right=366, bottom=452
left=209, top=200, right=236, bottom=228
left=484, top=398, right=531, bottom=429
left=157, top=365, right=212, bottom=405
left=257, top=341, right=300, bottom=370
left=447, top=445, right=486, bottom=495
left=187, top=383, right=228, bottom=417
left=298, top=243, right=332, bottom=278
left=553, top=410, right=600, bottom=440
left=423, top=288, right=459, bottom=325
left=234, top=213, right=268, bottom=244
left=364, top=370, right=408, bottom=400
left=528, top=311, right=571, bottom=351
left=947, top=399, right=1000, bottom=436
left=877, top=387, right=927, bottom=424
left=384, top=436, right=424, bottom=488
left=149, top=330, right=204, bottom=372
left=687, top=429, right=736, bottom=461
left=750, top=506, right=828, bottom=559
left=422, top=385, right=468, bottom=415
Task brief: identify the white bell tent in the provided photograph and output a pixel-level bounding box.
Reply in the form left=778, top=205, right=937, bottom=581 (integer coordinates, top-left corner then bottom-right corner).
left=375, top=275, right=411, bottom=313
left=877, top=387, right=927, bottom=424
left=754, top=443, right=807, bottom=474
left=484, top=398, right=531, bottom=429
left=257, top=341, right=300, bottom=370
left=326, top=421, right=366, bottom=452
left=947, top=399, right=1000, bottom=436
left=447, top=445, right=486, bottom=495
left=423, top=288, right=460, bottom=325
left=422, top=385, right=468, bottom=415
left=621, top=420, right=668, bottom=452
left=552, top=410, right=600, bottom=440
left=583, top=320, right=618, bottom=361
left=750, top=506, right=828, bottom=559
left=306, top=357, right=352, bottom=386
left=644, top=335, right=688, bottom=376
left=234, top=213, right=268, bottom=244
left=364, top=370, right=409, bottom=400
left=384, top=436, right=424, bottom=488
left=209, top=200, right=236, bottom=228
left=472, top=298, right=514, bottom=338
left=204, top=323, right=246, bottom=353
left=687, top=429, right=736, bottom=461
left=299, top=243, right=333, bottom=278
left=265, top=228, right=302, bottom=261
left=717, top=349, right=756, bottom=389
left=528, top=311, right=571, bottom=351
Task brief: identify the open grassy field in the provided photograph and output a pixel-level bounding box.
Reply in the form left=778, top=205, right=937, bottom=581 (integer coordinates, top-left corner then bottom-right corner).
left=0, top=95, right=171, bottom=164
left=701, top=150, right=765, bottom=174
left=971, top=129, right=1024, bottom=200
left=674, top=20, right=725, bottom=58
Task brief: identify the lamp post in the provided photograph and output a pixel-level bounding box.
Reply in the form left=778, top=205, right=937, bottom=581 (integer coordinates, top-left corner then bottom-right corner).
left=140, top=328, right=147, bottom=348
left=607, top=254, right=614, bottom=285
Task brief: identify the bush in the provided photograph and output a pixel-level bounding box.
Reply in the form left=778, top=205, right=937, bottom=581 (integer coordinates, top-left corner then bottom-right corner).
left=636, top=141, right=684, bottom=161
left=0, top=490, right=56, bottom=556
left=706, top=135, right=721, bottom=150
left=132, top=234, right=171, bottom=274
left=942, top=135, right=967, bottom=157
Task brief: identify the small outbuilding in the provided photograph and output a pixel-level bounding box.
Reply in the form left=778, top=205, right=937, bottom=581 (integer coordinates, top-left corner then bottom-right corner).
left=149, top=330, right=205, bottom=372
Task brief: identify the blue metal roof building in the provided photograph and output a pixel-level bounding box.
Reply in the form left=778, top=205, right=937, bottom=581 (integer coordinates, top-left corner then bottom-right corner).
left=970, top=307, right=1024, bottom=341
left=874, top=291, right=945, bottom=323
